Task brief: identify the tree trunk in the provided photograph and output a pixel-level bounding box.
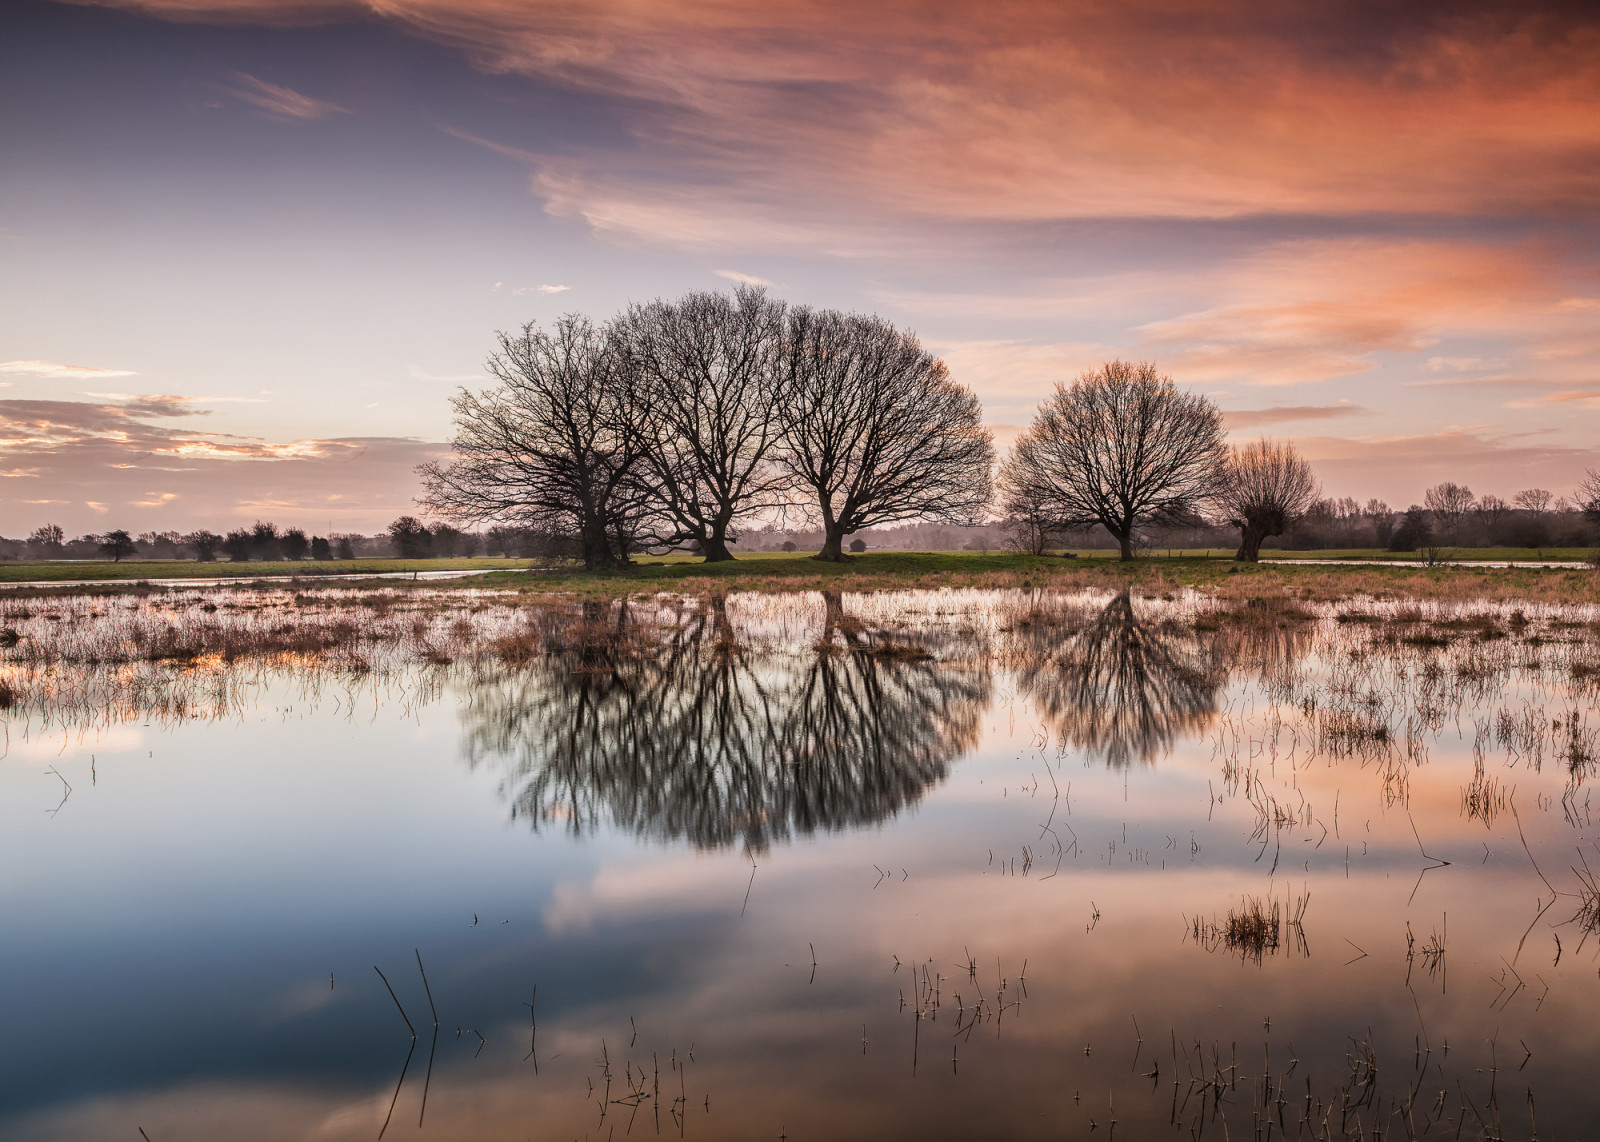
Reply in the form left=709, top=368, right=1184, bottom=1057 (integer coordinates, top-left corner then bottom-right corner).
left=700, top=533, right=735, bottom=562
left=581, top=518, right=625, bottom=571
left=1117, top=531, right=1135, bottom=561
left=1235, top=524, right=1265, bottom=563
left=815, top=526, right=846, bottom=562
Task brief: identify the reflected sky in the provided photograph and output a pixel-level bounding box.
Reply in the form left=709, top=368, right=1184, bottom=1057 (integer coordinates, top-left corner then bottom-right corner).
left=2, top=587, right=1598, bottom=1138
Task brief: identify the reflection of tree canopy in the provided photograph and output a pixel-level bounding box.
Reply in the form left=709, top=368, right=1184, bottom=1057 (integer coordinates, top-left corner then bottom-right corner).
left=460, top=595, right=990, bottom=850
left=1010, top=592, right=1225, bottom=767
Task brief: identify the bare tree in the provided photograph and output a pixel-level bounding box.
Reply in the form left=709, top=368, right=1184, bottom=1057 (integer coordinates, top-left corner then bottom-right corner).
left=777, top=307, right=993, bottom=561
left=184, top=530, right=221, bottom=563
left=1423, top=481, right=1475, bottom=542
left=999, top=360, right=1225, bottom=561
left=419, top=315, right=648, bottom=571
left=97, top=529, right=136, bottom=563
left=1512, top=488, right=1553, bottom=515
left=1578, top=469, right=1600, bottom=526
left=1000, top=482, right=1064, bottom=555
left=618, top=286, right=789, bottom=561
left=27, top=524, right=65, bottom=560
left=1214, top=437, right=1319, bottom=562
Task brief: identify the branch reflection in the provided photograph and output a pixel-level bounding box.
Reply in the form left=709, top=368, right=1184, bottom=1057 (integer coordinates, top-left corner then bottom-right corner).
left=1010, top=591, right=1227, bottom=767
left=461, top=595, right=990, bottom=850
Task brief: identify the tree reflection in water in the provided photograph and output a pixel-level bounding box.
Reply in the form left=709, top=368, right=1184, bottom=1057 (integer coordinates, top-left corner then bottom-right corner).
left=1010, top=591, right=1227, bottom=767
left=460, top=594, right=990, bottom=850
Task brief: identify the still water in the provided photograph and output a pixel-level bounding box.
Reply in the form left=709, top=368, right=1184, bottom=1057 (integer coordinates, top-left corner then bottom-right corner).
left=2, top=586, right=1597, bottom=1139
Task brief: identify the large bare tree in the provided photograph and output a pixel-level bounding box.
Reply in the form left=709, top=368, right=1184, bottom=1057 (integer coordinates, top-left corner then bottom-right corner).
left=999, top=360, right=1226, bottom=561
left=1214, top=437, right=1319, bottom=562
left=778, top=307, right=994, bottom=561
left=417, top=314, right=647, bottom=571
left=1423, top=481, right=1476, bottom=542
left=618, top=286, right=789, bottom=561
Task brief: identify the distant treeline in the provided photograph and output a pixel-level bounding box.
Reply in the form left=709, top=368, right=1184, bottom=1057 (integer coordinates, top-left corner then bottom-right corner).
left=0, top=517, right=559, bottom=563
left=4, top=491, right=1596, bottom=565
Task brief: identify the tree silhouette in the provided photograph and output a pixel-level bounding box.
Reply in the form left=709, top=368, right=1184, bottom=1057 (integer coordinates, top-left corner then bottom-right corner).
left=778, top=306, right=993, bottom=561
left=97, top=529, right=136, bottom=563
left=1215, top=437, right=1319, bottom=562
left=1000, top=361, right=1225, bottom=560
left=419, top=314, right=650, bottom=570
left=617, top=286, right=790, bottom=562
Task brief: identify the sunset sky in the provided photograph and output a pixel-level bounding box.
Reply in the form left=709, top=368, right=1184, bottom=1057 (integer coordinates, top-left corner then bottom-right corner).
left=3, top=0, right=1598, bottom=534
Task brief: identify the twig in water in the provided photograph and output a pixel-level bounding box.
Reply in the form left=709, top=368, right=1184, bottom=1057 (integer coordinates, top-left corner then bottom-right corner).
left=414, top=949, right=439, bottom=1028
left=373, top=965, right=416, bottom=1040
left=45, top=765, right=71, bottom=818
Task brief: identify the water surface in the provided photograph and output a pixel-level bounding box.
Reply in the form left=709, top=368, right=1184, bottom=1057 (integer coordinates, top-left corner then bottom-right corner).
left=2, top=586, right=1597, bottom=1139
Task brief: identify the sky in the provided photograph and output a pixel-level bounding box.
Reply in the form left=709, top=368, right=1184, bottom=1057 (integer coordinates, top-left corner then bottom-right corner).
left=2, top=0, right=1598, bottom=535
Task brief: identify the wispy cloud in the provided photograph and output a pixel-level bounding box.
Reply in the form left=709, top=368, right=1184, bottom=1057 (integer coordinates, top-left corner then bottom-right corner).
left=1225, top=404, right=1367, bottom=429
left=0, top=360, right=136, bottom=379
left=512, top=284, right=571, bottom=295
left=715, top=270, right=772, bottom=287
left=226, top=72, right=347, bottom=120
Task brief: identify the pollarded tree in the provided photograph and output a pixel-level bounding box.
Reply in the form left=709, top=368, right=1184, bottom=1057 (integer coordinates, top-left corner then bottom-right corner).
left=618, top=286, right=789, bottom=562
left=999, top=360, right=1226, bottom=561
left=418, top=314, right=650, bottom=571
left=1214, top=437, right=1319, bottom=562
left=778, top=307, right=993, bottom=562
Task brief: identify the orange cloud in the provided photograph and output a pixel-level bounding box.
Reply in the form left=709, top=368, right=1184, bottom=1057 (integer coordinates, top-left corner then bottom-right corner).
left=1140, top=238, right=1599, bottom=385
left=73, top=1, right=1600, bottom=241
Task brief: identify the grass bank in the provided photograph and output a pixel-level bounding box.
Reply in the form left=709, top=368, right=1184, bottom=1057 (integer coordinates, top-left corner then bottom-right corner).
left=483, top=551, right=1600, bottom=606
left=2, top=549, right=1596, bottom=604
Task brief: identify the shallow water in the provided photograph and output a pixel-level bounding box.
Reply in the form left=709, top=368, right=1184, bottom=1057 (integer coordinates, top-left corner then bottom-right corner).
left=2, top=587, right=1597, bottom=1140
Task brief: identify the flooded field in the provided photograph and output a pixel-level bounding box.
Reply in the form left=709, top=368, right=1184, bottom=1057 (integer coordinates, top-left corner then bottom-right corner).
left=2, top=585, right=1598, bottom=1140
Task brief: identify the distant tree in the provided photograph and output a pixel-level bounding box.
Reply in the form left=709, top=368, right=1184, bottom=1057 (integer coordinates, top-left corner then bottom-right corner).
left=27, top=524, right=65, bottom=559
left=310, top=536, right=332, bottom=561
left=849, top=537, right=867, bottom=553
left=430, top=523, right=465, bottom=557
left=999, top=481, right=1065, bottom=555
left=1423, top=482, right=1475, bottom=542
left=781, top=540, right=797, bottom=552
left=1214, top=438, right=1319, bottom=562
left=223, top=528, right=252, bottom=562
left=249, top=520, right=282, bottom=561
left=1362, top=499, right=1394, bottom=547
left=334, top=535, right=355, bottom=560
left=776, top=306, right=994, bottom=561
left=1388, top=506, right=1433, bottom=552
left=98, top=529, right=136, bottom=562
left=137, top=531, right=184, bottom=559
left=280, top=527, right=310, bottom=561
left=388, top=516, right=433, bottom=558
left=1512, top=488, right=1553, bottom=515
left=1579, top=469, right=1600, bottom=526
left=420, top=315, right=650, bottom=571
left=618, top=286, right=791, bottom=562
left=1000, top=360, right=1226, bottom=561
left=184, top=530, right=222, bottom=562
